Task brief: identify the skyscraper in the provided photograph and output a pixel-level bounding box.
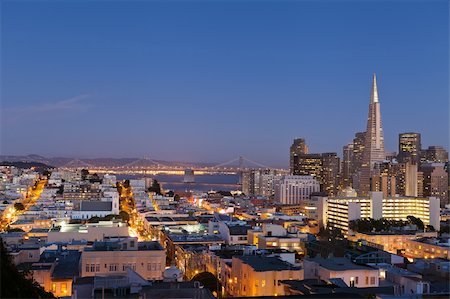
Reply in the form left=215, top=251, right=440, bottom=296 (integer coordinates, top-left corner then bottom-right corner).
left=398, top=132, right=421, bottom=163
left=342, top=143, right=354, bottom=188
left=290, top=138, right=309, bottom=174
left=420, top=146, right=449, bottom=164
left=321, top=152, right=341, bottom=196
left=360, top=74, right=385, bottom=195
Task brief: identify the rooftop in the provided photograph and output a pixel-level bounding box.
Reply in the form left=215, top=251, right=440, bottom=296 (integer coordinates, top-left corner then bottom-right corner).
left=307, top=256, right=375, bottom=271
left=237, top=255, right=301, bottom=272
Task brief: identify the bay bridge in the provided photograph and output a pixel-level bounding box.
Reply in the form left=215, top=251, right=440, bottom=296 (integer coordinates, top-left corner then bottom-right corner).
left=59, top=156, right=288, bottom=175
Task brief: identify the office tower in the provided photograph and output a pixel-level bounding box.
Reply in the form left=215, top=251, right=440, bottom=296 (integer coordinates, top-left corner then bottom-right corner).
left=351, top=132, right=366, bottom=190
left=421, top=163, right=449, bottom=207
left=290, top=138, right=309, bottom=174
left=292, top=153, right=322, bottom=179
left=292, top=152, right=340, bottom=196
left=421, top=146, right=449, bottom=164
left=360, top=74, right=385, bottom=195
left=321, top=153, right=341, bottom=197
left=342, top=143, right=354, bottom=188
left=274, top=175, right=320, bottom=204
left=398, top=133, right=421, bottom=163
left=352, top=132, right=366, bottom=173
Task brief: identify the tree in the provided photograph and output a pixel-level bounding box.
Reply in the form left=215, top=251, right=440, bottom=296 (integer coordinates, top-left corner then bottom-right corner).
left=119, top=211, right=130, bottom=222
left=14, top=203, right=25, bottom=211
left=0, top=239, right=55, bottom=298
left=123, top=179, right=130, bottom=189
left=174, top=194, right=181, bottom=201
left=148, top=180, right=161, bottom=195
left=407, top=216, right=424, bottom=230
left=166, top=190, right=174, bottom=197
left=81, top=169, right=89, bottom=180
left=56, top=185, right=64, bottom=195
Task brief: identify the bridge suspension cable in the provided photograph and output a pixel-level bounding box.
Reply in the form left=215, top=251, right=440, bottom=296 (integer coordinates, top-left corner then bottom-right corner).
left=212, top=156, right=272, bottom=169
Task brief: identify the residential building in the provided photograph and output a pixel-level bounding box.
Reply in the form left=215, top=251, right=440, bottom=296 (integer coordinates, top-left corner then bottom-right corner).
left=80, top=237, right=166, bottom=280
left=230, top=255, right=303, bottom=297
left=274, top=176, right=320, bottom=205
left=304, top=256, right=380, bottom=288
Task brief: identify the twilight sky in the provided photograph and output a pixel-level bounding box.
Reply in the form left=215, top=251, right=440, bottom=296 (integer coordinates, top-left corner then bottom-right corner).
left=1, top=0, right=448, bottom=168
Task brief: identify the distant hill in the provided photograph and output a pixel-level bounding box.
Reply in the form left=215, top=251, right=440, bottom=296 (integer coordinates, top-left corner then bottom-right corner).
left=0, top=155, right=217, bottom=168
left=0, top=161, right=54, bottom=173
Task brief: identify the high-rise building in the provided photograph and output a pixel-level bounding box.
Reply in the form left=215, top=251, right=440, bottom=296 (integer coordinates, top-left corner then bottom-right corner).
left=421, top=146, right=449, bottom=164
left=292, top=153, right=322, bottom=179
left=290, top=138, right=309, bottom=174
left=398, top=133, right=421, bottom=163
left=421, top=163, right=449, bottom=207
left=241, top=169, right=280, bottom=197
left=360, top=74, right=385, bottom=195
left=342, top=143, right=354, bottom=188
left=274, top=175, right=320, bottom=205
left=321, top=153, right=340, bottom=197
left=291, top=152, right=340, bottom=196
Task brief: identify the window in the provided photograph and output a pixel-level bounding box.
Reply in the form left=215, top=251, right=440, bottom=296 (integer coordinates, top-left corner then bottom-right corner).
left=370, top=277, right=376, bottom=285
left=61, top=283, right=67, bottom=294
left=28, top=252, right=33, bottom=259
left=262, top=280, right=266, bottom=287
left=365, top=276, right=369, bottom=285
left=51, top=283, right=56, bottom=293
left=86, top=264, right=90, bottom=273
left=355, top=277, right=359, bottom=285
left=130, top=240, right=135, bottom=247
left=90, top=264, right=95, bottom=272
left=96, top=264, right=100, bottom=272
left=147, top=263, right=151, bottom=271
left=109, top=264, right=118, bottom=271
left=157, top=263, right=161, bottom=270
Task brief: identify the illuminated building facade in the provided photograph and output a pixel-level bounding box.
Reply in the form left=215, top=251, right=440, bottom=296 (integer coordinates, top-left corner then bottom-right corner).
left=314, top=191, right=440, bottom=234
left=421, top=163, right=449, bottom=207
left=290, top=138, right=309, bottom=174
left=230, top=255, right=303, bottom=297
left=398, top=132, right=421, bottom=163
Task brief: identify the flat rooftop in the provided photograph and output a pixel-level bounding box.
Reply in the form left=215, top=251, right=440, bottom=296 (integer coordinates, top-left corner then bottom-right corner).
left=237, top=255, right=301, bottom=272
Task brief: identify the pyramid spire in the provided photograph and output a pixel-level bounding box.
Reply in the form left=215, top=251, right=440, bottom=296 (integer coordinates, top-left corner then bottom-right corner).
left=370, top=73, right=379, bottom=103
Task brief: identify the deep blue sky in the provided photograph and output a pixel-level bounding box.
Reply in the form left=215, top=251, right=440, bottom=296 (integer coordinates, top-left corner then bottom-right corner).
left=1, top=0, right=448, bottom=168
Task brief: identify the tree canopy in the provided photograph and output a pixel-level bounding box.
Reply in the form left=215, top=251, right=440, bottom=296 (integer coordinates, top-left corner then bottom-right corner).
left=148, top=180, right=162, bottom=195
left=14, top=203, right=25, bottom=211
left=349, top=216, right=426, bottom=233
left=0, top=239, right=55, bottom=298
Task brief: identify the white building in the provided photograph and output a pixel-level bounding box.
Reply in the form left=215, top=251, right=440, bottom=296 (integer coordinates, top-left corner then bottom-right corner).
left=313, top=191, right=441, bottom=233
left=304, top=256, right=380, bottom=288
left=274, top=175, right=320, bottom=205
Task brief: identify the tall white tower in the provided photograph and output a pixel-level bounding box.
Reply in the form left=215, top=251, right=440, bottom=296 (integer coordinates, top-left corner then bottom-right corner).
left=360, top=74, right=385, bottom=195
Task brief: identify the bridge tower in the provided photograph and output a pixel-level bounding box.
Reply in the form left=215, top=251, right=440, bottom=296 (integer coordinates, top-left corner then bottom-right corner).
left=238, top=156, right=244, bottom=185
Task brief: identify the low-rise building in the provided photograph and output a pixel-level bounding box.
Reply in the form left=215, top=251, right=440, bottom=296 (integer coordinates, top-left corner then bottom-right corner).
left=303, top=256, right=380, bottom=288
left=230, top=255, right=303, bottom=297
left=80, top=237, right=166, bottom=280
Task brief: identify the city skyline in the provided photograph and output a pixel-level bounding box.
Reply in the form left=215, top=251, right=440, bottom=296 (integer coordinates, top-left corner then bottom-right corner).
left=1, top=0, right=448, bottom=167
